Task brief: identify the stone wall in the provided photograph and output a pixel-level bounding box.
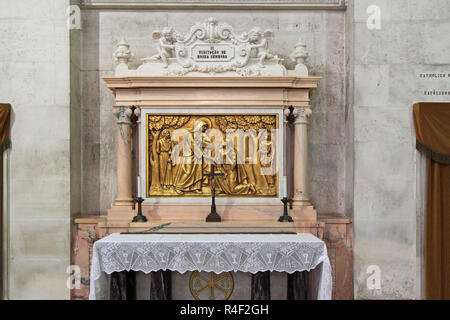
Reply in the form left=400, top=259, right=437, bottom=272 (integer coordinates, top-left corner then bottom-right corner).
left=78, top=8, right=347, bottom=216
left=351, top=0, right=450, bottom=299
left=0, top=0, right=71, bottom=298
left=1, top=0, right=447, bottom=300
left=70, top=6, right=83, bottom=220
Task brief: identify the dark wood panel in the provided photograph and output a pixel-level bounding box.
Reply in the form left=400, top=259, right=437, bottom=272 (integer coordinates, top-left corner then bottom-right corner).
left=150, top=270, right=171, bottom=300
left=287, top=271, right=310, bottom=300
left=251, top=271, right=271, bottom=300
left=110, top=271, right=136, bottom=300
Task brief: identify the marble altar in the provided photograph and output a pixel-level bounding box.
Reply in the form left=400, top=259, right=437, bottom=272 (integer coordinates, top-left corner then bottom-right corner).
left=89, top=233, right=332, bottom=300
left=72, top=17, right=353, bottom=300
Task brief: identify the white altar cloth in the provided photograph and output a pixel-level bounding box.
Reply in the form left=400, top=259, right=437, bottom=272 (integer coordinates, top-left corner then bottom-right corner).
left=89, top=233, right=332, bottom=300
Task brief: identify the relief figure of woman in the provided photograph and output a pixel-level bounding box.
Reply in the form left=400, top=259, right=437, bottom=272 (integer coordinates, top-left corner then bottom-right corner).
left=157, top=129, right=173, bottom=190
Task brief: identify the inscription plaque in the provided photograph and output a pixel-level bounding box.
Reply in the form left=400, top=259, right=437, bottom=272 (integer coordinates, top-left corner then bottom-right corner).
left=192, top=45, right=234, bottom=62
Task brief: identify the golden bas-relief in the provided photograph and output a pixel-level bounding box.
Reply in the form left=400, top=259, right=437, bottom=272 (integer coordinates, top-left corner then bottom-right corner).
left=146, top=114, right=278, bottom=197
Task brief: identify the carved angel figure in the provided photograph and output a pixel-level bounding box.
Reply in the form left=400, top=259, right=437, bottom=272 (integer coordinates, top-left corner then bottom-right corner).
left=151, top=27, right=177, bottom=68
left=248, top=28, right=274, bottom=68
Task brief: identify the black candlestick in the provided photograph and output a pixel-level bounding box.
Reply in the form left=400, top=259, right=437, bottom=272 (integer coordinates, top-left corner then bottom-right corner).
left=278, top=197, right=294, bottom=222
left=287, top=105, right=296, bottom=125
left=206, top=192, right=221, bottom=222
left=205, top=164, right=224, bottom=222
left=132, top=197, right=147, bottom=222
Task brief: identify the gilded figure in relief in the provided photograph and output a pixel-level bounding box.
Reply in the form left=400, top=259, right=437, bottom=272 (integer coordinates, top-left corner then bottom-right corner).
left=157, top=129, right=173, bottom=189
left=173, top=120, right=212, bottom=194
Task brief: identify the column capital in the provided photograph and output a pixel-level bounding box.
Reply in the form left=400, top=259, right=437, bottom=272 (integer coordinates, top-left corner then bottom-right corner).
left=113, top=106, right=134, bottom=124
left=293, top=107, right=312, bottom=124
left=284, top=106, right=312, bottom=124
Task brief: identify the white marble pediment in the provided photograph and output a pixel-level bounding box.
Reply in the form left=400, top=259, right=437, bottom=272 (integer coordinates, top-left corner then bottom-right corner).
left=113, top=17, right=309, bottom=77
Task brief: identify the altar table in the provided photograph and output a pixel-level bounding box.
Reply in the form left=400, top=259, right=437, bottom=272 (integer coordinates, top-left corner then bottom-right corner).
left=89, top=233, right=332, bottom=300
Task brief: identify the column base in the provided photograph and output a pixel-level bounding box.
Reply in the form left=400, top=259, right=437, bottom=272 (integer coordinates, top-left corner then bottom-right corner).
left=108, top=205, right=136, bottom=220
left=113, top=198, right=134, bottom=207
left=290, top=204, right=317, bottom=221
left=292, top=199, right=311, bottom=206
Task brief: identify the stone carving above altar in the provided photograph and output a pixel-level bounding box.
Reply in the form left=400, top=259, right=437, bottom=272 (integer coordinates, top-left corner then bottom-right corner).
left=114, top=17, right=309, bottom=77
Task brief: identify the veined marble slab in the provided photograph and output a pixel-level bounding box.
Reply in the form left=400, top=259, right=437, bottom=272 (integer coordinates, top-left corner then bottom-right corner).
left=124, top=221, right=297, bottom=234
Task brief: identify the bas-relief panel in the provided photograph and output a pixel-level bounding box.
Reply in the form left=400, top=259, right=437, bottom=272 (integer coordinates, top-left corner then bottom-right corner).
left=79, top=9, right=346, bottom=214
left=146, top=114, right=278, bottom=198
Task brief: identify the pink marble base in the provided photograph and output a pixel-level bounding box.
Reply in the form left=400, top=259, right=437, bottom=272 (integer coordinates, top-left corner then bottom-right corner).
left=71, top=213, right=353, bottom=300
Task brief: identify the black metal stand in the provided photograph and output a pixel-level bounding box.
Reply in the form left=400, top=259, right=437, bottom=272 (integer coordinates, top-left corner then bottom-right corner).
left=130, top=105, right=147, bottom=224
left=287, top=105, right=296, bottom=125
left=205, top=164, right=223, bottom=223
left=132, top=197, right=147, bottom=223
left=279, top=105, right=296, bottom=223
left=206, top=190, right=221, bottom=222
left=278, top=197, right=294, bottom=222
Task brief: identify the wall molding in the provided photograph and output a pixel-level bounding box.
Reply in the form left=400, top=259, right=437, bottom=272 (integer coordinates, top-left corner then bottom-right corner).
left=79, top=0, right=347, bottom=10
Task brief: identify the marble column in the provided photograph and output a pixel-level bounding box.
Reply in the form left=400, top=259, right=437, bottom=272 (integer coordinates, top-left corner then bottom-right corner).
left=291, top=107, right=312, bottom=205
left=113, top=106, right=135, bottom=207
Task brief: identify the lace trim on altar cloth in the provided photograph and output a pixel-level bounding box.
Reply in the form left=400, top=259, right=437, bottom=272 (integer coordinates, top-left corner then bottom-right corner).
left=89, top=233, right=332, bottom=300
